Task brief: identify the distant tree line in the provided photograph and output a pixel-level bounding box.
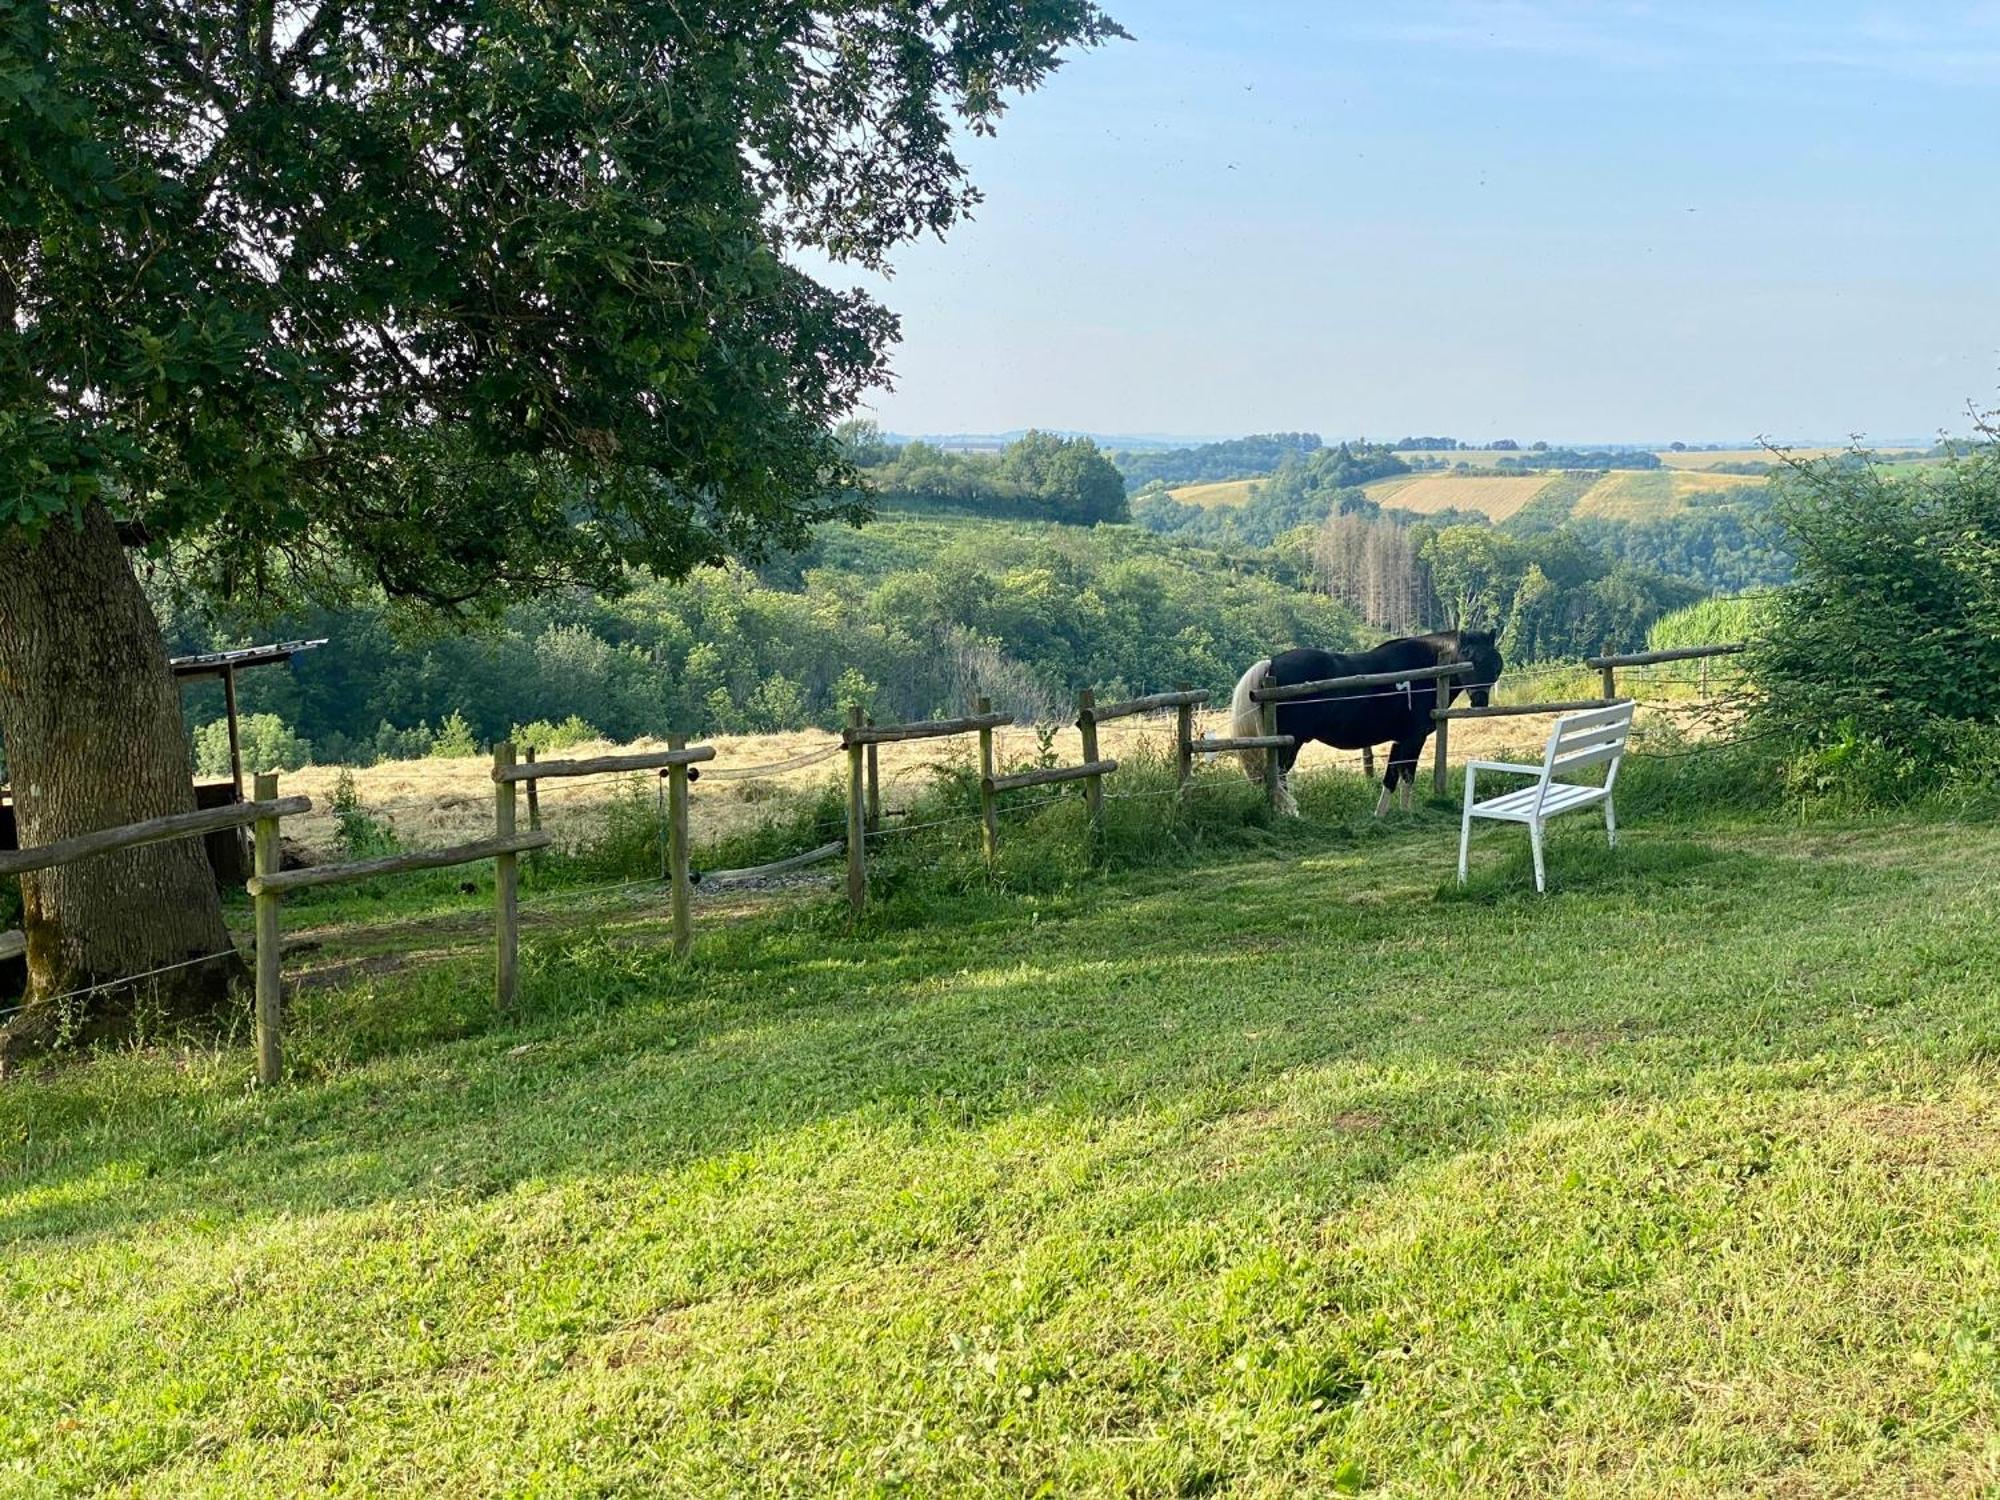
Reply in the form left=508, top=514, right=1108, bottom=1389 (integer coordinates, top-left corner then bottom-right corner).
left=1493, top=449, right=1663, bottom=471
left=837, top=422, right=1128, bottom=525
left=1111, top=432, right=1322, bottom=491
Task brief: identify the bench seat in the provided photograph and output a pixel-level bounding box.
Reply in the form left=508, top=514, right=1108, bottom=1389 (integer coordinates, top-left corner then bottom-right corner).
left=1458, top=701, right=1636, bottom=893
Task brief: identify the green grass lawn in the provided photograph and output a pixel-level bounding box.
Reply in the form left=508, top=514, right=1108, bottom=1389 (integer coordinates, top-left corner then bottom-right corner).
left=7, top=798, right=2000, bottom=1495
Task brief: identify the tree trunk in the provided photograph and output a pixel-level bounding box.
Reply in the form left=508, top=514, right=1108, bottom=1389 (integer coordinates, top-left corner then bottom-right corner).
left=0, top=502, right=241, bottom=1067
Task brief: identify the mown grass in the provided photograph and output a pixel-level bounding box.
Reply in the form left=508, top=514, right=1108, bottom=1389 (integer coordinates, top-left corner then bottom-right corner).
left=5, top=764, right=2000, bottom=1495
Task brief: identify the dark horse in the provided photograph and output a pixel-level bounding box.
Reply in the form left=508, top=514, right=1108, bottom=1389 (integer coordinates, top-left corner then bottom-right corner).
left=1228, top=631, right=1504, bottom=815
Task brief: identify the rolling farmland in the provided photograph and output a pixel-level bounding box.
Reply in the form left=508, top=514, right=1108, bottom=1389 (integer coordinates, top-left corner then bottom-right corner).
left=1363, top=467, right=1768, bottom=523
left=1362, top=472, right=1558, bottom=522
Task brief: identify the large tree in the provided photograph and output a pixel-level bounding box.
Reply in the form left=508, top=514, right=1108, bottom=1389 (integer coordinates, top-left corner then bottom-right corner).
left=0, top=0, right=1121, bottom=1056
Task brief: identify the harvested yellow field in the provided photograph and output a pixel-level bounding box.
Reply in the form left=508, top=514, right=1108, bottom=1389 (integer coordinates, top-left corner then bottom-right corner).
left=1572, top=469, right=1763, bottom=521
left=1361, top=472, right=1556, bottom=522
left=1165, top=478, right=1259, bottom=508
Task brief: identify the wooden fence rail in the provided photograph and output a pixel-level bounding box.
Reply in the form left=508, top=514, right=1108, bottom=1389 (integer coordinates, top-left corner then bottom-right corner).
left=0, top=795, right=310, bottom=879
left=492, top=745, right=714, bottom=782
left=243, top=830, right=553, bottom=897
left=1195, top=734, right=1297, bottom=754
left=845, top=711, right=1014, bottom=747
left=1088, top=688, right=1208, bottom=723
left=0, top=931, right=24, bottom=963
left=1588, top=642, right=1745, bottom=700
left=988, top=759, right=1120, bottom=794
left=1250, top=661, right=1471, bottom=704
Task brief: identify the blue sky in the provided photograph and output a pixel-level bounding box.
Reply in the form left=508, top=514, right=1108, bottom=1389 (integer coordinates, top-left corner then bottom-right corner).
left=827, top=1, right=2000, bottom=444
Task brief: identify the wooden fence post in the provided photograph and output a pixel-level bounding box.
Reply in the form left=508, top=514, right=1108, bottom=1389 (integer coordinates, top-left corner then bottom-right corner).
left=864, top=717, right=881, bottom=833
left=493, top=741, right=520, bottom=1013
left=1077, top=689, right=1104, bottom=858
left=1432, top=700, right=1451, bottom=797
left=976, top=695, right=999, bottom=870
left=1174, top=681, right=1194, bottom=794
left=1257, top=672, right=1282, bottom=809
left=667, top=733, right=692, bottom=958
left=1600, top=645, right=1617, bottom=703
left=845, top=706, right=867, bottom=920
left=1363, top=746, right=1376, bottom=780
left=523, top=745, right=541, bottom=833
left=252, top=771, right=283, bottom=1087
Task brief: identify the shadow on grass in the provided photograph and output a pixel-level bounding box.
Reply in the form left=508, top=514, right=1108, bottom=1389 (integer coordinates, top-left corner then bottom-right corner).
left=0, top=816, right=1944, bottom=1254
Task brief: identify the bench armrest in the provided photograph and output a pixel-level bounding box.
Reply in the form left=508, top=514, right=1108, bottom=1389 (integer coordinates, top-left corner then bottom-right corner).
left=1465, top=760, right=1544, bottom=777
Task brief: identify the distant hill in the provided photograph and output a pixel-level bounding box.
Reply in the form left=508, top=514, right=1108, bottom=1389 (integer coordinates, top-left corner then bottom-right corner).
left=1113, top=432, right=1323, bottom=491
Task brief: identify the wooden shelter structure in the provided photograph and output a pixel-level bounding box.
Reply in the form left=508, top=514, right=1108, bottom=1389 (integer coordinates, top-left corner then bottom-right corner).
left=0, top=637, right=327, bottom=881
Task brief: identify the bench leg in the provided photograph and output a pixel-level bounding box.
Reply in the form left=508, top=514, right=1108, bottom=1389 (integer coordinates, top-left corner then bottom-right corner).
left=1529, top=819, right=1547, bottom=894
left=1604, top=796, right=1618, bottom=849
left=1458, top=809, right=1473, bottom=884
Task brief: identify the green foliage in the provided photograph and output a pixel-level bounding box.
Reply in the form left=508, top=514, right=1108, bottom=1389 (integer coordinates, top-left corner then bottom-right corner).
left=1112, top=432, right=1322, bottom=490
left=428, top=711, right=481, bottom=760
left=1568, top=505, right=1792, bottom=593
left=1751, top=442, right=2000, bottom=782
left=330, top=769, right=396, bottom=859
left=1646, top=594, right=1773, bottom=651
left=864, top=432, right=1129, bottom=524
left=2, top=0, right=1121, bottom=604
left=509, top=716, right=603, bottom=754
left=191, top=713, right=311, bottom=776
left=166, top=518, right=1361, bottom=751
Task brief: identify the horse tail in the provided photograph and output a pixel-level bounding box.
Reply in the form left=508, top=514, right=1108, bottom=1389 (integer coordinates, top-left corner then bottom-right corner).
left=1230, top=659, right=1271, bottom=783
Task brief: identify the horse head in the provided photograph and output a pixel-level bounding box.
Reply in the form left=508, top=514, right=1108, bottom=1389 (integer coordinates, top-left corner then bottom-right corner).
left=1456, top=630, right=1503, bottom=707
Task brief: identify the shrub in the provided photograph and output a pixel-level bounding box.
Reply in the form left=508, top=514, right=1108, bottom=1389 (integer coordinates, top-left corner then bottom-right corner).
left=371, top=721, right=435, bottom=763
left=192, top=713, right=312, bottom=776
left=428, top=711, right=481, bottom=759
left=1750, top=434, right=2000, bottom=784
left=510, top=716, right=602, bottom=753
left=331, top=768, right=397, bottom=857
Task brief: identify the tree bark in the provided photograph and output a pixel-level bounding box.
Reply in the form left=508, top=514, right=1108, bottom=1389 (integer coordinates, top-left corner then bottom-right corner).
left=0, top=502, right=241, bottom=1066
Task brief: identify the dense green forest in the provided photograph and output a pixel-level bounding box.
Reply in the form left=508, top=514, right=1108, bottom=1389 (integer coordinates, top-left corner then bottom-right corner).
left=155, top=520, right=1355, bottom=765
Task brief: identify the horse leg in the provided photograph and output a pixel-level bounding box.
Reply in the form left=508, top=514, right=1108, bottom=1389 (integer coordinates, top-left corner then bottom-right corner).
left=1373, top=761, right=1395, bottom=818
left=1277, top=741, right=1302, bottom=817
left=1386, top=736, right=1424, bottom=814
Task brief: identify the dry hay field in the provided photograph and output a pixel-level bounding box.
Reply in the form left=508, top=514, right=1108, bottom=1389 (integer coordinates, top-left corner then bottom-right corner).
left=1362, top=472, right=1558, bottom=521
left=282, top=697, right=1727, bottom=860
left=1163, top=477, right=1259, bottom=508
left=1362, top=468, right=1768, bottom=523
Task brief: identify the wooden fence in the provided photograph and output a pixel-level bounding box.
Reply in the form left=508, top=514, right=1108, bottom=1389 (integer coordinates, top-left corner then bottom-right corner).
left=1, top=640, right=1748, bottom=1083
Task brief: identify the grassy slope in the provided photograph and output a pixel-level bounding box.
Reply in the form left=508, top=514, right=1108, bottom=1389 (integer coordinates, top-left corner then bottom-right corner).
left=7, top=788, right=2000, bottom=1495
left=1571, top=470, right=1764, bottom=521
left=1165, top=478, right=1261, bottom=509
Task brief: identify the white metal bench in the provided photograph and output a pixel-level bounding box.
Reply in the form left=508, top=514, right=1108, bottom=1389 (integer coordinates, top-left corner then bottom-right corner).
left=1458, top=700, right=1636, bottom=893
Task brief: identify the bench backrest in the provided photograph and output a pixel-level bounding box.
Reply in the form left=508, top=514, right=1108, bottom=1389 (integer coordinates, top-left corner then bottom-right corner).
left=1540, top=700, right=1636, bottom=786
